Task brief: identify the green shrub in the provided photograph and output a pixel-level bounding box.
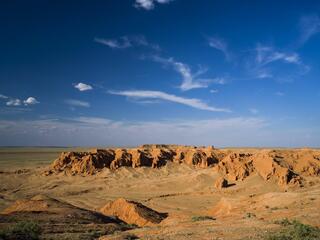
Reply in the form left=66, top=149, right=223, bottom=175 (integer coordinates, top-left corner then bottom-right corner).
left=123, top=234, right=139, bottom=240
left=191, top=216, right=215, bottom=222
left=274, top=218, right=292, bottom=226
left=267, top=219, right=320, bottom=240
left=0, top=221, right=41, bottom=240
left=244, top=212, right=256, bottom=219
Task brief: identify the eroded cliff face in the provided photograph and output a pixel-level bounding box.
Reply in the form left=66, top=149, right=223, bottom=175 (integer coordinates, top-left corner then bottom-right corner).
left=45, top=145, right=320, bottom=187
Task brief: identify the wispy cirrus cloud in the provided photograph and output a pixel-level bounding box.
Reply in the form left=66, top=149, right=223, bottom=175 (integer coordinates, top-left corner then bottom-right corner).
left=74, top=82, right=93, bottom=91
left=65, top=99, right=90, bottom=108
left=96, top=35, right=222, bottom=91
left=95, top=35, right=160, bottom=51
left=109, top=89, right=231, bottom=112
left=208, top=37, right=232, bottom=61
left=298, top=14, right=320, bottom=45
left=94, top=37, right=131, bottom=49
left=255, top=44, right=301, bottom=66
left=247, top=44, right=309, bottom=81
left=134, top=0, right=173, bottom=10
left=0, top=94, right=8, bottom=99
left=151, top=55, right=226, bottom=91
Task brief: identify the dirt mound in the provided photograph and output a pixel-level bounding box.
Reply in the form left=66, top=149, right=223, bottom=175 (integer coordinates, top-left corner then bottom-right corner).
left=100, top=198, right=167, bottom=227
left=0, top=195, right=129, bottom=239
left=2, top=194, right=115, bottom=222
left=45, top=146, right=320, bottom=188
left=2, top=197, right=49, bottom=214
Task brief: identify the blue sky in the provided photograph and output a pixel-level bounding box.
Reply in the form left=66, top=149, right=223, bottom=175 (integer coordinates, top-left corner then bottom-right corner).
left=0, top=0, right=319, bottom=147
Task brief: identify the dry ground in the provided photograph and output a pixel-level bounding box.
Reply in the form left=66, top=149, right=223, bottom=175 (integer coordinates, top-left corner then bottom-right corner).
left=0, top=147, right=319, bottom=239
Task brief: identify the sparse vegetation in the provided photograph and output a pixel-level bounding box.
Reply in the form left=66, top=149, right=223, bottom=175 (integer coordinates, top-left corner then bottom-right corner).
left=122, top=234, right=140, bottom=240
left=274, top=218, right=292, bottom=226
left=191, top=215, right=215, bottom=222
left=267, top=219, right=320, bottom=240
left=244, top=212, right=256, bottom=218
left=0, top=221, right=41, bottom=240
left=270, top=207, right=280, bottom=211
left=120, top=223, right=139, bottom=229
left=86, top=229, right=106, bottom=239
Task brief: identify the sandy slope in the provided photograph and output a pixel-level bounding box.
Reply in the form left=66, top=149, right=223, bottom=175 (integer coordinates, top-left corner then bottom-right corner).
left=0, top=147, right=319, bottom=239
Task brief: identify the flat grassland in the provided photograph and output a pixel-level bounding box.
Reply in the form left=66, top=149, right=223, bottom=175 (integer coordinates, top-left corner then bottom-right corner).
left=0, top=147, right=90, bottom=170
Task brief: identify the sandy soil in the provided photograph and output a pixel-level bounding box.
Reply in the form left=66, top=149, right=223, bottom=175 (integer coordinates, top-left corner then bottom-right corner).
left=0, top=147, right=319, bottom=239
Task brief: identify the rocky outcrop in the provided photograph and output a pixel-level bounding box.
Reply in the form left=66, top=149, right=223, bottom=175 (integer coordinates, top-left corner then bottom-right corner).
left=45, top=145, right=320, bottom=187
left=47, top=149, right=115, bottom=175
left=46, top=145, right=221, bottom=175
left=100, top=198, right=167, bottom=227
left=217, top=153, right=255, bottom=181
left=214, top=177, right=229, bottom=189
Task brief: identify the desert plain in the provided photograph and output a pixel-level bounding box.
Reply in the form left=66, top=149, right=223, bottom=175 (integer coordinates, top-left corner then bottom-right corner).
left=0, top=145, right=319, bottom=240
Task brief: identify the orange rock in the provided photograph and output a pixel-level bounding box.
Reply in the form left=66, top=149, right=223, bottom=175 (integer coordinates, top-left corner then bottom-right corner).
left=46, top=146, right=320, bottom=188
left=217, top=153, right=254, bottom=181
left=214, top=177, right=229, bottom=189
left=110, top=149, right=132, bottom=170
left=100, top=198, right=167, bottom=227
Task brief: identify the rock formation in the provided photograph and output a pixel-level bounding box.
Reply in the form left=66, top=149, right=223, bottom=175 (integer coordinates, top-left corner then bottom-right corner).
left=100, top=198, right=168, bottom=227
left=46, top=145, right=320, bottom=187
left=214, top=177, right=229, bottom=189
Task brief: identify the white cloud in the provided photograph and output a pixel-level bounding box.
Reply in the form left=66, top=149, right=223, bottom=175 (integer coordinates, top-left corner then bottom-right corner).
left=151, top=56, right=223, bottom=91
left=95, top=35, right=160, bottom=51
left=134, top=0, right=173, bottom=10
left=75, top=117, right=112, bottom=125
left=74, top=83, right=93, bottom=91
left=65, top=99, right=90, bottom=108
left=6, top=99, right=21, bottom=106
left=0, top=94, right=8, bottom=99
left=247, top=44, right=309, bottom=81
left=211, top=77, right=226, bottom=85
left=109, top=89, right=231, bottom=112
left=1, top=116, right=319, bottom=147
left=255, top=44, right=301, bottom=65
left=96, top=36, right=218, bottom=91
left=3, top=96, right=40, bottom=107
left=94, top=37, right=131, bottom=49
left=208, top=37, right=232, bottom=61
left=0, top=117, right=268, bottom=147
left=298, top=14, right=320, bottom=45
left=255, top=69, right=273, bottom=79
left=210, top=89, right=219, bottom=93
left=23, top=97, right=39, bottom=105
